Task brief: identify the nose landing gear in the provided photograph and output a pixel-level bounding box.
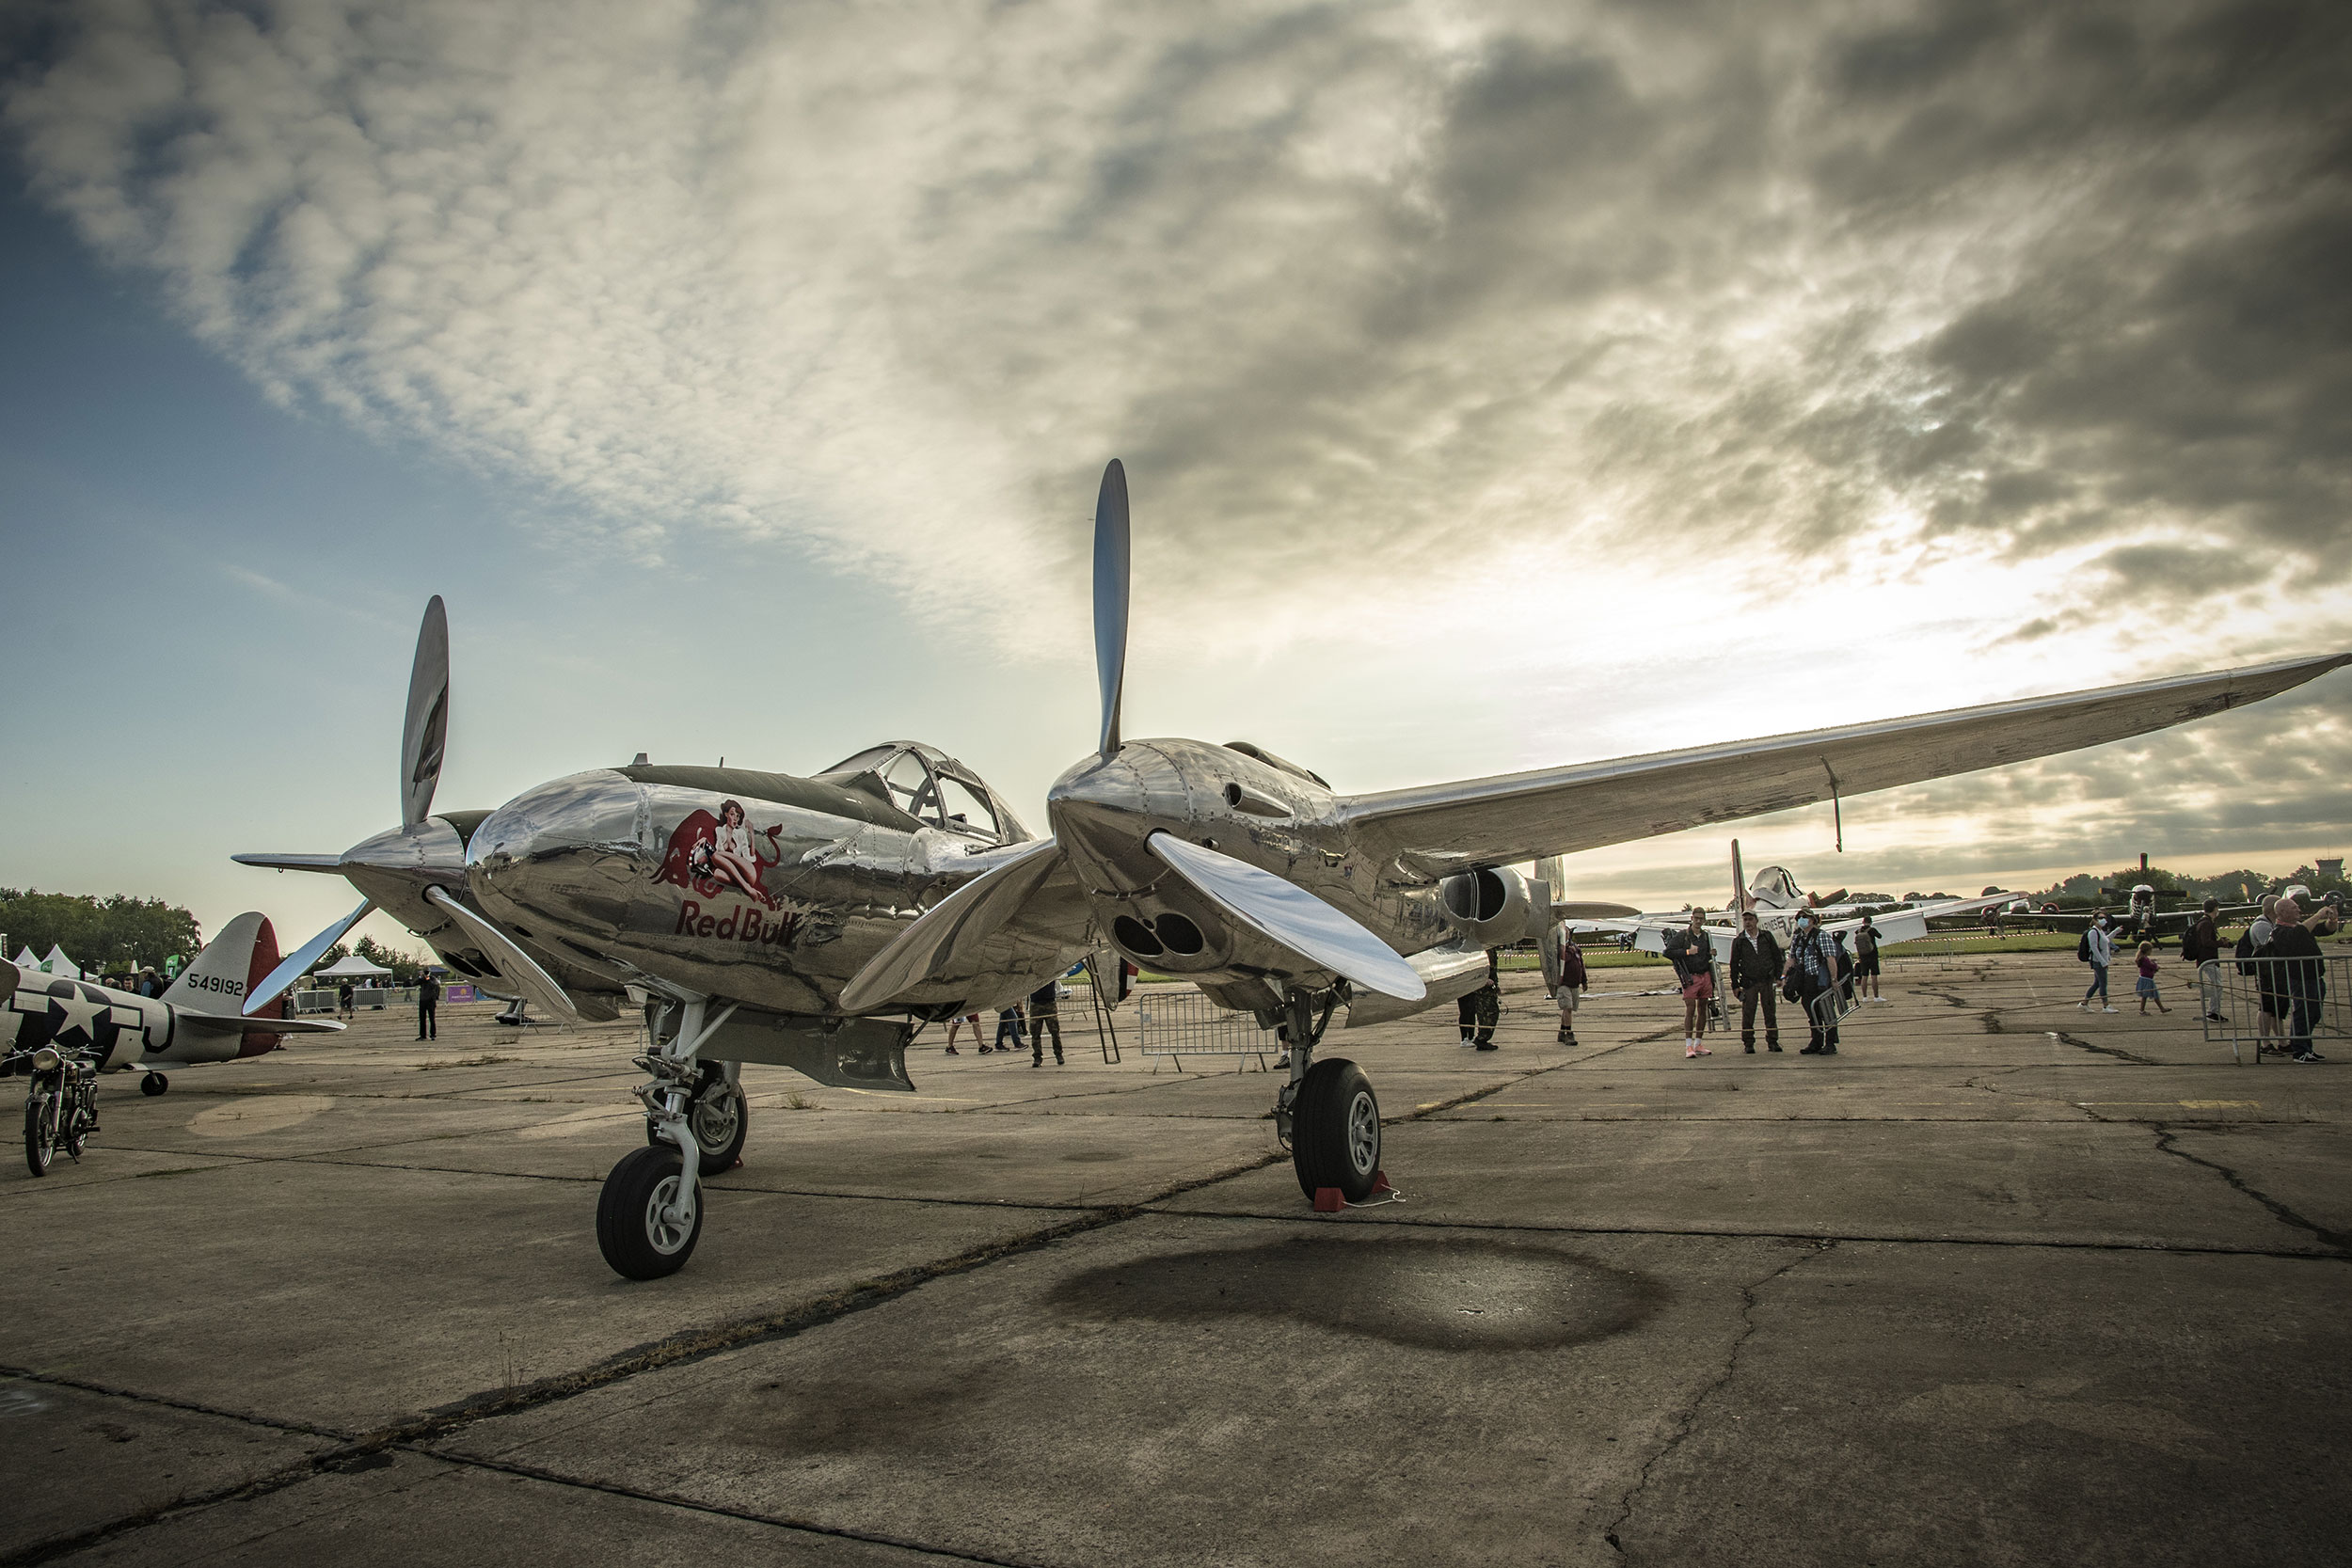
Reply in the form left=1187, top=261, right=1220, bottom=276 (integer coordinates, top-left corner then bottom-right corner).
left=1272, top=986, right=1382, bottom=1204
left=599, top=996, right=738, bottom=1280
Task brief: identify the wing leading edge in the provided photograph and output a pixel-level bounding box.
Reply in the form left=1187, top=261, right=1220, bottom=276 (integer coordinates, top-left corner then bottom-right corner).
left=1339, top=653, right=2351, bottom=874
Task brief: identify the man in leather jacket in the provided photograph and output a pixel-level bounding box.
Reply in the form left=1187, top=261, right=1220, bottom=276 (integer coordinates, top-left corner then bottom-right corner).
left=1729, top=910, right=1784, bottom=1053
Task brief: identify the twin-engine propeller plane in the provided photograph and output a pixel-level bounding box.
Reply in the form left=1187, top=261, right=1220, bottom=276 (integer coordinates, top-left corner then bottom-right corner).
left=1579, top=840, right=2015, bottom=958
left=4, top=913, right=343, bottom=1106
left=236, top=462, right=2349, bottom=1280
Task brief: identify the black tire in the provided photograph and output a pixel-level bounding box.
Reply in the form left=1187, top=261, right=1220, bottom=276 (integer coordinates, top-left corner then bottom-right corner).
left=140, top=1073, right=168, bottom=1098
left=644, top=1075, right=748, bottom=1173
left=24, top=1092, right=56, bottom=1179
left=1291, top=1057, right=1381, bottom=1202
left=596, top=1146, right=702, bottom=1280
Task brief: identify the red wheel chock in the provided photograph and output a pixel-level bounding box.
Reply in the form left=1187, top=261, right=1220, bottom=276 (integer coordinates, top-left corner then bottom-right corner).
left=1313, top=1171, right=1394, bottom=1213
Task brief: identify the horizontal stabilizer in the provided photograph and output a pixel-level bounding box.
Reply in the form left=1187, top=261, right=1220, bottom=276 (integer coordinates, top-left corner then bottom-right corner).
left=177, top=1011, right=349, bottom=1037
left=231, top=853, right=347, bottom=873
left=1553, top=900, right=1640, bottom=920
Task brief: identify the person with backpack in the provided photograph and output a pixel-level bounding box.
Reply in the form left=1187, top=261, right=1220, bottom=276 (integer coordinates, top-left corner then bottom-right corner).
left=2269, top=897, right=2328, bottom=1063
left=2077, top=914, right=2117, bottom=1013
left=1667, top=911, right=1715, bottom=1058
left=2244, top=896, right=2283, bottom=1054
left=1783, top=910, right=1841, bottom=1054
left=2181, top=898, right=2224, bottom=1022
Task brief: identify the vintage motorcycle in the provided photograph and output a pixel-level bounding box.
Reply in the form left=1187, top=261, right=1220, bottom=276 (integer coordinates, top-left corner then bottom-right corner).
left=19, top=1043, right=100, bottom=1177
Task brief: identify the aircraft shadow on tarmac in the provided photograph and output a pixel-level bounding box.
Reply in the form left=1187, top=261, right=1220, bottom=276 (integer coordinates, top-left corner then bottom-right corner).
left=1045, top=1233, right=1667, bottom=1352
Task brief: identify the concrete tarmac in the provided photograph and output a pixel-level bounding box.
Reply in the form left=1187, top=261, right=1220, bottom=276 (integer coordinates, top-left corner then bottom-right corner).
left=2, top=951, right=2345, bottom=1565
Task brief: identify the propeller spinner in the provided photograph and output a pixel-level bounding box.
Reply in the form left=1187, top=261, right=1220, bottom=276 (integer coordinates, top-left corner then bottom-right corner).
left=841, top=462, right=1422, bottom=1012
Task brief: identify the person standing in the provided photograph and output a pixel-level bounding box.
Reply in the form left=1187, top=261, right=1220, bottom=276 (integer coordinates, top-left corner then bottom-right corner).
left=2181, top=898, right=2224, bottom=1022
left=1729, top=911, right=1783, bottom=1053
left=1028, top=978, right=1065, bottom=1067
left=416, top=972, right=440, bottom=1041
left=1552, top=924, right=1588, bottom=1046
left=1670, top=911, right=1715, bottom=1058
left=1784, top=910, right=1841, bottom=1054
left=2133, top=941, right=2170, bottom=1015
left=1466, top=948, right=1502, bottom=1052
left=1852, top=914, right=1884, bottom=1003
left=338, top=981, right=356, bottom=1022
left=993, top=1004, right=1026, bottom=1056
left=2077, top=914, right=2117, bottom=1013
left=2246, top=896, right=2282, bottom=1054
left=2269, top=898, right=2327, bottom=1063
left=944, top=1010, right=980, bottom=1054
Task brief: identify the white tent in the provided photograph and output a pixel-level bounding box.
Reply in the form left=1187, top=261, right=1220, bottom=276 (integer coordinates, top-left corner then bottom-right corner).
left=11, top=946, right=37, bottom=972
left=42, top=945, right=81, bottom=980
left=313, top=954, right=393, bottom=979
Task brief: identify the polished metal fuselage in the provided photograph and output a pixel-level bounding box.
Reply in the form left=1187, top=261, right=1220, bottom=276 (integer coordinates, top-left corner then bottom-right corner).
left=457, top=739, right=1462, bottom=1022
left=465, top=769, right=1065, bottom=1015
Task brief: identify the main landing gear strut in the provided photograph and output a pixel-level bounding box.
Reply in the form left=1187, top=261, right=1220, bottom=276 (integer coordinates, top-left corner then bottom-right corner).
left=1273, top=984, right=1382, bottom=1203
left=597, top=996, right=744, bottom=1280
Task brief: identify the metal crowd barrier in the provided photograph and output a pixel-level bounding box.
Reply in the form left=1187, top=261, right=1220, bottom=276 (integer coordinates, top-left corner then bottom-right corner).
left=1133, top=987, right=1279, bottom=1072
left=2195, top=955, right=2344, bottom=1064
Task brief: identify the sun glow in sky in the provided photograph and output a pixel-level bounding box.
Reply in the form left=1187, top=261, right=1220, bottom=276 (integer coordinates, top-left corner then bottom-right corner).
left=0, top=0, right=2345, bottom=953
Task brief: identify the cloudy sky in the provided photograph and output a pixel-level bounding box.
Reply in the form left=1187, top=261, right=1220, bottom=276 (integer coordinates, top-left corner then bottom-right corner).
left=2, top=0, right=2345, bottom=954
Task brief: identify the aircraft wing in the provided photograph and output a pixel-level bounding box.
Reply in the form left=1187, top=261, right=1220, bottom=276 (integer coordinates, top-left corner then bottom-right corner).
left=1338, top=654, right=2350, bottom=874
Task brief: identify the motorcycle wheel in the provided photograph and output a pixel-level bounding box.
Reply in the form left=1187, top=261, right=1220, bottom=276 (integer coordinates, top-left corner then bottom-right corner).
left=24, top=1090, right=57, bottom=1178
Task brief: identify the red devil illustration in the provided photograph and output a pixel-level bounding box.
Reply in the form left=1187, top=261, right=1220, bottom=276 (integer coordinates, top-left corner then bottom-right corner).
left=655, top=800, right=783, bottom=909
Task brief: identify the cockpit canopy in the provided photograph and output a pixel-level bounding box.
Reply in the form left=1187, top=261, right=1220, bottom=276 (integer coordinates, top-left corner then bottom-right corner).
left=815, top=742, right=1030, bottom=846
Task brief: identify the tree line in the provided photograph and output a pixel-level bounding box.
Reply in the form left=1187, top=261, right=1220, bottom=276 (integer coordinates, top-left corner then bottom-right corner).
left=1, top=889, right=202, bottom=973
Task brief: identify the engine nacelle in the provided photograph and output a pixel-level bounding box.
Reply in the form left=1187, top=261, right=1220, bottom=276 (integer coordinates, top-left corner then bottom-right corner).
left=1438, top=866, right=1543, bottom=947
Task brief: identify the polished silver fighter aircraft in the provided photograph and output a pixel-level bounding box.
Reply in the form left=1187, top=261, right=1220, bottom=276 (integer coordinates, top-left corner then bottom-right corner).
left=236, top=464, right=2350, bottom=1279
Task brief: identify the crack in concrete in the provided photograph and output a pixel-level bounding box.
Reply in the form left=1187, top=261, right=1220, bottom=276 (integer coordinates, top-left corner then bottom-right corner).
left=5, top=1069, right=1556, bottom=1567
left=2052, top=1030, right=2159, bottom=1066
left=1598, top=1240, right=1836, bottom=1558
left=2146, top=1122, right=2352, bottom=1255
left=411, top=1447, right=1046, bottom=1566
left=1138, top=1202, right=2349, bottom=1260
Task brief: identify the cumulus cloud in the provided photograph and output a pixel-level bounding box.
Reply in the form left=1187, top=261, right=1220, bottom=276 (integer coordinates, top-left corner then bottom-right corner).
left=6, top=0, right=2347, bottom=875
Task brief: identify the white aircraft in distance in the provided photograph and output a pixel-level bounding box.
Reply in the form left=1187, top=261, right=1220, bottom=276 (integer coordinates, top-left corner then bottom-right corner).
left=233, top=461, right=2350, bottom=1279
left=1571, top=839, right=2012, bottom=958
left=3, top=913, right=344, bottom=1101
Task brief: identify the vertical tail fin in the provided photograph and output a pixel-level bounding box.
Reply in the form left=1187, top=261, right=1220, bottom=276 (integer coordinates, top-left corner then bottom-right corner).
left=163, top=912, right=286, bottom=1021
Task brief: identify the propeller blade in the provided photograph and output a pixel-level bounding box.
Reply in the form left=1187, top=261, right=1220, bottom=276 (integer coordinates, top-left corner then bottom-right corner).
left=1093, top=461, right=1129, bottom=760
left=402, top=595, right=451, bottom=830
left=839, top=838, right=1071, bottom=1013
left=230, top=852, right=347, bottom=873
left=243, top=899, right=374, bottom=1016
left=1148, top=833, right=1425, bottom=1001
left=424, top=888, right=580, bottom=1021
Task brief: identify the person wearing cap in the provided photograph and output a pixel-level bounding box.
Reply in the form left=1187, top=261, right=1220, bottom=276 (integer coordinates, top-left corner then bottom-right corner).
left=1783, top=910, right=1841, bottom=1054
left=1728, top=910, right=1783, bottom=1053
